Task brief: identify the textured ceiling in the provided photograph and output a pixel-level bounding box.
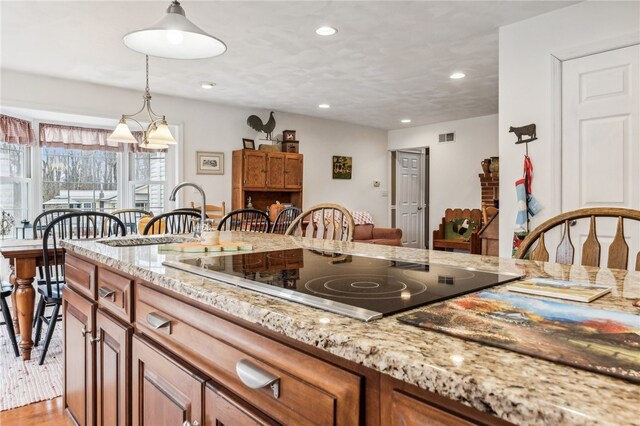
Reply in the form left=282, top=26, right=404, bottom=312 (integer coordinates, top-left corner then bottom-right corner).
left=1, top=1, right=576, bottom=130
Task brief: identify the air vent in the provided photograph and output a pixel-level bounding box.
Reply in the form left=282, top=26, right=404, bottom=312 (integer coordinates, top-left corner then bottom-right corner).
left=438, top=132, right=455, bottom=143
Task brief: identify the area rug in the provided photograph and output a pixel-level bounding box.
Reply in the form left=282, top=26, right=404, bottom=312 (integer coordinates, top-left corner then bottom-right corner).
left=0, top=322, right=63, bottom=411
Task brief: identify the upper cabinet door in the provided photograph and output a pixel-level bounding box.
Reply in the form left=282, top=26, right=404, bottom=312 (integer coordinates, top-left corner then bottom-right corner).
left=284, top=154, right=303, bottom=189
left=244, top=151, right=267, bottom=189
left=267, top=153, right=285, bottom=189
left=132, top=334, right=207, bottom=426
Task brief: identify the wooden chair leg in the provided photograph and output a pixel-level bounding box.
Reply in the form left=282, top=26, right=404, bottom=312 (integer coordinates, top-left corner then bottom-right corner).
left=39, top=304, right=60, bottom=366
left=1, top=296, right=20, bottom=357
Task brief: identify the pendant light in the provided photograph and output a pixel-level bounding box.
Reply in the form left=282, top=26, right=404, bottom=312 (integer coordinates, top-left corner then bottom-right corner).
left=123, top=1, right=226, bottom=60
left=107, top=55, right=176, bottom=150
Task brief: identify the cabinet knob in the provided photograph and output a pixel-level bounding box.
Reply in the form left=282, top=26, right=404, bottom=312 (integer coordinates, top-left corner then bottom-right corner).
left=182, top=421, right=199, bottom=426
left=90, top=336, right=101, bottom=344
left=236, top=359, right=280, bottom=399
left=81, top=326, right=88, bottom=337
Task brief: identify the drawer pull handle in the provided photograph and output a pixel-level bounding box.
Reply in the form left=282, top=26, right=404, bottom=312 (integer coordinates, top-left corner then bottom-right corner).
left=147, top=312, right=171, bottom=334
left=98, top=286, right=116, bottom=301
left=235, top=359, right=280, bottom=399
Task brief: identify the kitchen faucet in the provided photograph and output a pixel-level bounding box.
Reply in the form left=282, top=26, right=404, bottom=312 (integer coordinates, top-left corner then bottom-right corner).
left=169, top=182, right=207, bottom=237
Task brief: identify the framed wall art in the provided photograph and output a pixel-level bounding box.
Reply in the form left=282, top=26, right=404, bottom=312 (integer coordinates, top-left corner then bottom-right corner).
left=196, top=151, right=224, bottom=175
left=332, top=156, right=352, bottom=179
left=242, top=138, right=255, bottom=150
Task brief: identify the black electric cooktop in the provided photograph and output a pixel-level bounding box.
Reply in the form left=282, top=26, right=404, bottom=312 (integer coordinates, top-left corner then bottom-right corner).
left=163, top=248, right=523, bottom=321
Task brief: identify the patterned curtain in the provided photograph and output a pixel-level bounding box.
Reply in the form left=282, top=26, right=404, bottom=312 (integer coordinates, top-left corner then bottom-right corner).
left=0, top=114, right=35, bottom=145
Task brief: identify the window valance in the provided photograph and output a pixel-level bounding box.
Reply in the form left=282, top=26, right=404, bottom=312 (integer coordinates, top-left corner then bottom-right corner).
left=39, top=123, right=146, bottom=152
left=0, top=114, right=35, bottom=145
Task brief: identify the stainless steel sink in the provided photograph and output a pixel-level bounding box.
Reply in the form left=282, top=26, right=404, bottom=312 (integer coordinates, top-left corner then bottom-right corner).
left=97, top=235, right=197, bottom=247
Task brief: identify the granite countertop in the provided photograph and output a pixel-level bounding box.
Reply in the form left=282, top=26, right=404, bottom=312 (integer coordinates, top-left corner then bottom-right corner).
left=62, top=232, right=640, bottom=426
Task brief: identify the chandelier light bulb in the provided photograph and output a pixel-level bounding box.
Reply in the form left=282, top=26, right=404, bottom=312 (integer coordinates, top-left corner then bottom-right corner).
left=166, top=29, right=184, bottom=45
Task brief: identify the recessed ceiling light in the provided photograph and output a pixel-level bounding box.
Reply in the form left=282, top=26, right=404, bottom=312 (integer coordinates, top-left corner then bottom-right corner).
left=401, top=119, right=411, bottom=123
left=318, top=104, right=331, bottom=109
left=450, top=72, right=466, bottom=80
left=316, top=26, right=337, bottom=36
left=200, top=81, right=216, bottom=89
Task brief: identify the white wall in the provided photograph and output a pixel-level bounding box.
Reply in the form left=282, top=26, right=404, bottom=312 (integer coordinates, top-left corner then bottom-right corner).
left=388, top=114, right=498, bottom=237
left=0, top=70, right=390, bottom=225
left=498, top=1, right=640, bottom=257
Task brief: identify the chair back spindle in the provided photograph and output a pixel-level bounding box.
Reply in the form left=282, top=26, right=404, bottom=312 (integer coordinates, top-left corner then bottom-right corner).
left=217, top=209, right=270, bottom=233
left=515, top=208, right=640, bottom=271
left=285, top=204, right=355, bottom=242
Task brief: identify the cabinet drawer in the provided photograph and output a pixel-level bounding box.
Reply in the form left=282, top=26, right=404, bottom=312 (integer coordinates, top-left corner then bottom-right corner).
left=65, top=253, right=97, bottom=300
left=97, top=268, right=133, bottom=322
left=135, top=284, right=361, bottom=426
left=205, top=382, right=280, bottom=426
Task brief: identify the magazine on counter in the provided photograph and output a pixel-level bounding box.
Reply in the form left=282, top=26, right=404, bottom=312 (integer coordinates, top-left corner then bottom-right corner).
left=506, top=277, right=612, bottom=302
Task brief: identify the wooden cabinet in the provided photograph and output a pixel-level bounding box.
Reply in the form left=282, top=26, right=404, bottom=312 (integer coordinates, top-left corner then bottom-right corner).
left=380, top=376, right=511, bottom=426
left=232, top=149, right=303, bottom=211
left=132, top=334, right=206, bottom=426
left=63, top=286, right=96, bottom=426
left=205, top=382, right=280, bottom=426
left=95, top=309, right=132, bottom=426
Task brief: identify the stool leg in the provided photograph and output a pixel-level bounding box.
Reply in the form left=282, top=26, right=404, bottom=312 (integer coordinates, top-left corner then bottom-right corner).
left=33, top=300, right=46, bottom=347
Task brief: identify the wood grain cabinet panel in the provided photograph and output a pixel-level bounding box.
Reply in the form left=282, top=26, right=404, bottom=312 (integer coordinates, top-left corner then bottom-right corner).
left=267, top=153, right=285, bottom=189
left=205, top=382, right=280, bottom=426
left=97, top=268, right=133, bottom=323
left=63, top=286, right=96, bottom=426
left=65, top=253, right=97, bottom=300
left=95, top=309, right=132, bottom=426
left=284, top=154, right=303, bottom=189
left=243, top=150, right=267, bottom=189
left=135, top=284, right=361, bottom=425
left=132, top=334, right=207, bottom=426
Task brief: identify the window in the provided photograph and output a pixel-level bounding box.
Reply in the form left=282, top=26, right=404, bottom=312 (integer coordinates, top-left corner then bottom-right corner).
left=130, top=150, right=166, bottom=215
left=41, top=147, right=118, bottom=212
left=0, top=141, right=30, bottom=222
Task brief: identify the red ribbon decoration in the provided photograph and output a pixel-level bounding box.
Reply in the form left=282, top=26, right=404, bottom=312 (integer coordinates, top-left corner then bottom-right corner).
left=523, top=155, right=533, bottom=194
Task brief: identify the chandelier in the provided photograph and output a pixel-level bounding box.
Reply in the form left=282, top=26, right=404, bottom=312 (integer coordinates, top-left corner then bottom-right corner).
left=107, top=55, right=176, bottom=149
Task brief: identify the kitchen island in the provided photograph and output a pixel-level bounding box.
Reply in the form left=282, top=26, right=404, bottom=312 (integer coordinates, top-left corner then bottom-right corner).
left=61, top=232, right=639, bottom=426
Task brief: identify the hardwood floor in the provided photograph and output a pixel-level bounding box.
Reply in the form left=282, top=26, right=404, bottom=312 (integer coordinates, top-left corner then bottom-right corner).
left=0, top=397, right=73, bottom=426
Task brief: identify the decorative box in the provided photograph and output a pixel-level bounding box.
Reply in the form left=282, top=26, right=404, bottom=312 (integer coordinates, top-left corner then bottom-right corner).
left=281, top=141, right=299, bottom=153
left=282, top=130, right=296, bottom=141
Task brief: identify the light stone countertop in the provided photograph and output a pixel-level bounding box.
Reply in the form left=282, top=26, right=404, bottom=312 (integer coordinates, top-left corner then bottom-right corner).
left=62, top=232, right=640, bottom=426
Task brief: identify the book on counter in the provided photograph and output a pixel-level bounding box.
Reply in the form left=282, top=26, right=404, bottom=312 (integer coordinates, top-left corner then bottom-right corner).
left=506, top=278, right=612, bottom=303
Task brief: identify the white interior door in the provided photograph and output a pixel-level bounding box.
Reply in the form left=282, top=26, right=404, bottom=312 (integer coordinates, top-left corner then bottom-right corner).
left=561, top=44, right=640, bottom=267
left=395, top=150, right=423, bottom=248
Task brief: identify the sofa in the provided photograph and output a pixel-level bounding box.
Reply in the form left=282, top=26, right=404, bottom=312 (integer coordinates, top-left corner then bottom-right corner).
left=353, top=224, right=402, bottom=246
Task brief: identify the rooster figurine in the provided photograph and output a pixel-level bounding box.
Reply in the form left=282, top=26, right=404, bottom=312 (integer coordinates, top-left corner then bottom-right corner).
left=247, top=111, right=276, bottom=140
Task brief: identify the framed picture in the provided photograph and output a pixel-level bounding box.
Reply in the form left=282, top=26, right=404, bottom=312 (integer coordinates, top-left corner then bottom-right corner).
left=332, top=156, right=352, bottom=179
left=243, top=138, right=255, bottom=150
left=196, top=151, right=224, bottom=175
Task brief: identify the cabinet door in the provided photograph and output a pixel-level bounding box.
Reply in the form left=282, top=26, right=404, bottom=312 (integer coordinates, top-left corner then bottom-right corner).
left=205, top=382, right=280, bottom=426
left=96, top=309, right=132, bottom=426
left=63, top=286, right=96, bottom=426
left=284, top=154, right=303, bottom=189
left=243, top=151, right=267, bottom=189
left=266, top=153, right=285, bottom=189
left=132, top=334, right=207, bottom=426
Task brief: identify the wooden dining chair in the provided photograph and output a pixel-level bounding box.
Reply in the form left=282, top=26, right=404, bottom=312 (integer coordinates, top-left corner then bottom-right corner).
left=35, top=211, right=126, bottom=365
left=217, top=209, right=271, bottom=232
left=285, top=203, right=355, bottom=242
left=271, top=206, right=302, bottom=234
left=32, top=208, right=81, bottom=239
left=142, top=211, right=201, bottom=235
left=111, top=208, right=153, bottom=234
left=191, top=201, right=226, bottom=220
left=515, top=207, right=640, bottom=271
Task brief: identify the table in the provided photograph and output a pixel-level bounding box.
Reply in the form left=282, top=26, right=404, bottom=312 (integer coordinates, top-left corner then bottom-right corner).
left=0, top=239, right=61, bottom=360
